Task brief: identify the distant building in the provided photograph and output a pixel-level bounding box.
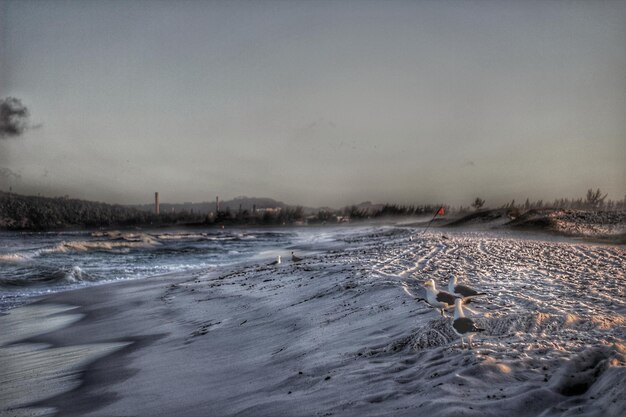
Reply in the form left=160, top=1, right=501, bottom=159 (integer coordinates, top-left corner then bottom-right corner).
left=155, top=192, right=160, bottom=215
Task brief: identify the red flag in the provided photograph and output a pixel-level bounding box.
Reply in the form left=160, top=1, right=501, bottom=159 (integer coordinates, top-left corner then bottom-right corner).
left=436, top=207, right=445, bottom=216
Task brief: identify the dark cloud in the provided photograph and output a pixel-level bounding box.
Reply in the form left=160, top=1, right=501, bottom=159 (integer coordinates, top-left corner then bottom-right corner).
left=0, top=97, right=30, bottom=139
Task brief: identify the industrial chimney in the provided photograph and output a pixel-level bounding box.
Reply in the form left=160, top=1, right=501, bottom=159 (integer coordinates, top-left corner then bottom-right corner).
left=215, top=195, right=220, bottom=213
left=155, top=192, right=160, bottom=215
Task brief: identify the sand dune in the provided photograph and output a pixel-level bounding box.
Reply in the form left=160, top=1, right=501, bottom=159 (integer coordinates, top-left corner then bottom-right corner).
left=446, top=209, right=626, bottom=243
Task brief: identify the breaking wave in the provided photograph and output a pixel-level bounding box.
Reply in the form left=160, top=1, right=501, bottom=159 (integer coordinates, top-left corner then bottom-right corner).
left=1, top=227, right=298, bottom=310
left=0, top=253, right=31, bottom=263
left=0, top=265, right=95, bottom=288
left=0, top=239, right=159, bottom=261
left=50, top=239, right=158, bottom=253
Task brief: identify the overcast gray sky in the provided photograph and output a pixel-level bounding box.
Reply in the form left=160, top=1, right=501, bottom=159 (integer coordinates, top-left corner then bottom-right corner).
left=1, top=0, right=625, bottom=207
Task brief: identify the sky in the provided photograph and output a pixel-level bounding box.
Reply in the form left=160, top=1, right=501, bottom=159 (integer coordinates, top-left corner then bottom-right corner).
left=1, top=0, right=625, bottom=208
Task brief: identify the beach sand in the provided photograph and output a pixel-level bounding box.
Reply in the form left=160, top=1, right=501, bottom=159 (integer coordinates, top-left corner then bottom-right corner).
left=1, top=227, right=625, bottom=416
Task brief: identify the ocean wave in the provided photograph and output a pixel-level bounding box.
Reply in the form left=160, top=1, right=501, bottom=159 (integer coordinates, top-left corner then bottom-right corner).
left=0, top=265, right=95, bottom=288
left=47, top=239, right=158, bottom=254
left=63, top=265, right=92, bottom=283
left=0, top=253, right=31, bottom=263
left=90, top=230, right=294, bottom=243
left=155, top=232, right=250, bottom=242
left=155, top=233, right=209, bottom=241
left=154, top=245, right=229, bottom=254
left=90, top=231, right=160, bottom=243
left=0, top=239, right=159, bottom=261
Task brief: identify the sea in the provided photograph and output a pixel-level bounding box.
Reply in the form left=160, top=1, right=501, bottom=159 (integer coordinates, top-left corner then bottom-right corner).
left=0, top=228, right=305, bottom=311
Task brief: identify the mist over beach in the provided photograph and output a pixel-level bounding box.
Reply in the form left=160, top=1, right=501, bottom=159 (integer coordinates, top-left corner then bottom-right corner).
left=1, top=0, right=625, bottom=416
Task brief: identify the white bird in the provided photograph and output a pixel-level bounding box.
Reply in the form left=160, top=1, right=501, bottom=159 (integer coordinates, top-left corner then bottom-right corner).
left=423, top=279, right=458, bottom=316
left=291, top=251, right=302, bottom=262
left=268, top=255, right=281, bottom=266
left=452, top=299, right=485, bottom=349
left=448, top=275, right=486, bottom=302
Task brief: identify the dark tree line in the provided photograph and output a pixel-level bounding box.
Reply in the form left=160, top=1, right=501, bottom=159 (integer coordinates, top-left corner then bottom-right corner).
left=0, top=191, right=307, bottom=230
left=0, top=192, right=159, bottom=230
left=457, top=189, right=624, bottom=213
left=1, top=188, right=623, bottom=231
left=211, top=206, right=305, bottom=225
left=491, top=189, right=623, bottom=211
left=369, top=204, right=446, bottom=218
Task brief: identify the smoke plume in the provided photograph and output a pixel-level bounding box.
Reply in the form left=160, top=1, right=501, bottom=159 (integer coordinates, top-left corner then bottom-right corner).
left=0, top=97, right=30, bottom=139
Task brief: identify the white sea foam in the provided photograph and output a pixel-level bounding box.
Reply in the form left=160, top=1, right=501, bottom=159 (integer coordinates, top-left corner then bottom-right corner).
left=155, top=233, right=207, bottom=240
left=46, top=239, right=158, bottom=254
left=0, top=253, right=30, bottom=263
left=63, top=266, right=87, bottom=283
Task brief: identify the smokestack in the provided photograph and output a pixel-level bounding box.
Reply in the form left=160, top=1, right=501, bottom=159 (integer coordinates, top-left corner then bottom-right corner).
left=155, top=192, right=160, bottom=215
left=216, top=195, right=220, bottom=213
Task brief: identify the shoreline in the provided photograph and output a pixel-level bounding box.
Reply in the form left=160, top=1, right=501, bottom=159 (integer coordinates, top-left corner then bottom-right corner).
left=2, top=208, right=624, bottom=246
left=1, top=227, right=625, bottom=416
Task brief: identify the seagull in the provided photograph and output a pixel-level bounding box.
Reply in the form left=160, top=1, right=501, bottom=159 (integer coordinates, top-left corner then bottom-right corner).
left=423, top=279, right=458, bottom=316
left=452, top=299, right=485, bottom=348
left=268, top=255, right=281, bottom=266
left=448, top=276, right=486, bottom=301
left=291, top=251, right=302, bottom=262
